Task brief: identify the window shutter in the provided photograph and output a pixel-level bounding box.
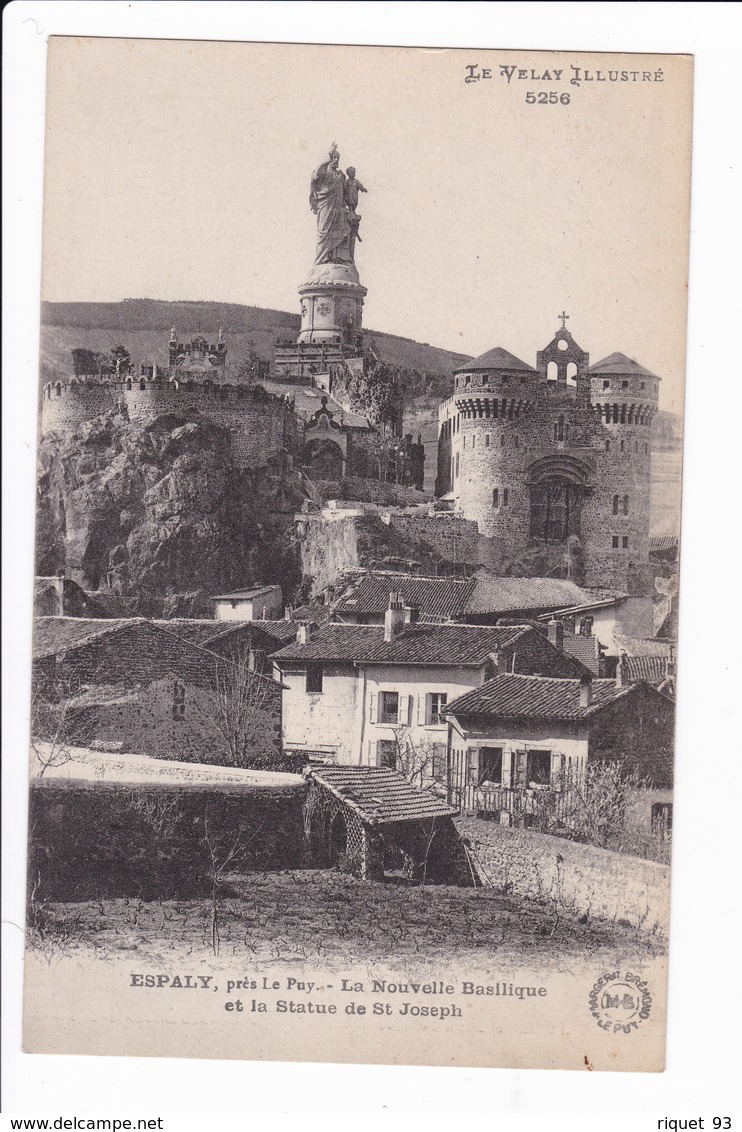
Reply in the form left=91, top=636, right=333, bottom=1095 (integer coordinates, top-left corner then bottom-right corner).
left=514, top=749, right=528, bottom=788
left=466, top=747, right=478, bottom=786
left=502, top=749, right=513, bottom=788
left=551, top=752, right=566, bottom=792
left=369, top=693, right=377, bottom=724
left=417, top=694, right=427, bottom=726
left=368, top=740, right=377, bottom=767
left=398, top=694, right=411, bottom=726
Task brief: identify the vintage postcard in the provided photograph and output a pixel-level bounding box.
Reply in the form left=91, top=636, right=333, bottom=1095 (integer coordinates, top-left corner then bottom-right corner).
left=22, top=37, right=692, bottom=1072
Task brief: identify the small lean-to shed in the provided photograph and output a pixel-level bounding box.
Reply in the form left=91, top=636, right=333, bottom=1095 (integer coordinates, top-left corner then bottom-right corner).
left=304, top=766, right=471, bottom=885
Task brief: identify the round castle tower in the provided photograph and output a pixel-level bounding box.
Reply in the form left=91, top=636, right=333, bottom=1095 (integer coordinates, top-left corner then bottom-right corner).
left=435, top=323, right=659, bottom=594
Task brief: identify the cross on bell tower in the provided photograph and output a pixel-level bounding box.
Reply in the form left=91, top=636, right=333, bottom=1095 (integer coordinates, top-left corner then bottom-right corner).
left=559, top=311, right=569, bottom=329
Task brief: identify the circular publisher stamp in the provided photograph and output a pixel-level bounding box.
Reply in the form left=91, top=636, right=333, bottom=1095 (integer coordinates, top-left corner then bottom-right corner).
left=589, top=971, right=652, bottom=1033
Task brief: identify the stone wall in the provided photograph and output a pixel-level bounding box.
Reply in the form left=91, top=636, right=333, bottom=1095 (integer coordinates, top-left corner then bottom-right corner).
left=457, top=816, right=670, bottom=935
left=28, top=775, right=308, bottom=900
left=41, top=382, right=118, bottom=435
left=295, top=513, right=360, bottom=596
left=312, top=478, right=427, bottom=506
left=40, top=379, right=292, bottom=472
left=387, top=514, right=481, bottom=566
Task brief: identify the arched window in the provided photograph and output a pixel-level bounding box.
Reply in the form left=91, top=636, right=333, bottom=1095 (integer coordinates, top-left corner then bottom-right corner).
left=623, top=495, right=629, bottom=515
left=139, top=379, right=146, bottom=391
left=493, top=488, right=499, bottom=507
left=546, top=361, right=558, bottom=382
left=555, top=416, right=565, bottom=442
left=613, top=495, right=619, bottom=515
left=566, top=362, right=578, bottom=384
left=55, top=383, right=62, bottom=398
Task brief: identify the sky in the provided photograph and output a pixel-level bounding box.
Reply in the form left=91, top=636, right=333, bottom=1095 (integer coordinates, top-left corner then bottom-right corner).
left=41, top=38, right=692, bottom=411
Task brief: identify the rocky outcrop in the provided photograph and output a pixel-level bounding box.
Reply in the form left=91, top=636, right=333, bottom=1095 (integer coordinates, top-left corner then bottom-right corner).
left=36, top=408, right=305, bottom=611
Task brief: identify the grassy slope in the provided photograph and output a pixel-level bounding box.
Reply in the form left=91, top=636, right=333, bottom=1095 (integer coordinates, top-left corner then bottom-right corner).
left=39, top=299, right=471, bottom=381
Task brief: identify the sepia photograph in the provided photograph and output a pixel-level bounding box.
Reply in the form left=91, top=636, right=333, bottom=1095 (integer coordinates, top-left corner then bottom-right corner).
left=9, top=6, right=740, bottom=1113
left=18, top=34, right=694, bottom=1074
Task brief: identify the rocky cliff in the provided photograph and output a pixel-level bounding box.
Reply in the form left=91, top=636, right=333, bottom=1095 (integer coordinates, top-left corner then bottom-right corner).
left=35, top=406, right=451, bottom=614
left=35, top=409, right=307, bottom=615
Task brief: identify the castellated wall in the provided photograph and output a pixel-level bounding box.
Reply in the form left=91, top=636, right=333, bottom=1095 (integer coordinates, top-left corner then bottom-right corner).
left=41, top=378, right=293, bottom=472
left=436, top=369, right=658, bottom=594
left=41, top=380, right=120, bottom=435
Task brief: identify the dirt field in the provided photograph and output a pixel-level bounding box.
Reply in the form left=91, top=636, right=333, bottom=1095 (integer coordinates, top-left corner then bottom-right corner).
left=28, top=868, right=666, bottom=972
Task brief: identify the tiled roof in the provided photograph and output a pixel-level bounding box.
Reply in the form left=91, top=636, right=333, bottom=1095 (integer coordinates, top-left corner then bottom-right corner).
left=562, top=633, right=601, bottom=675
left=454, top=347, right=536, bottom=374
left=588, top=352, right=659, bottom=379
left=464, top=575, right=614, bottom=615
left=211, top=585, right=278, bottom=600
left=447, top=673, right=635, bottom=720
left=152, top=618, right=298, bottom=648
left=310, top=765, right=457, bottom=825
left=336, top=572, right=476, bottom=618
left=84, top=591, right=138, bottom=617
left=272, top=622, right=530, bottom=667
left=614, top=634, right=675, bottom=658
left=649, top=535, right=679, bottom=553
left=292, top=603, right=333, bottom=625
left=622, top=656, right=668, bottom=684
left=261, top=381, right=370, bottom=430
left=33, top=617, right=150, bottom=659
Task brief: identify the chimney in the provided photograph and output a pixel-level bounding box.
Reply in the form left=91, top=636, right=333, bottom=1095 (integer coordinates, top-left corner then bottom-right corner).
left=384, top=592, right=406, bottom=642
left=296, top=621, right=317, bottom=645
left=284, top=604, right=294, bottom=622
left=615, top=652, right=627, bottom=688
left=404, top=605, right=420, bottom=626
left=547, top=619, right=564, bottom=652
left=579, top=673, right=592, bottom=707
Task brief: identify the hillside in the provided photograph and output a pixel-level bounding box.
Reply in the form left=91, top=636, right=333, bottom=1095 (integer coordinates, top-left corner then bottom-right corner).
left=39, top=299, right=471, bottom=386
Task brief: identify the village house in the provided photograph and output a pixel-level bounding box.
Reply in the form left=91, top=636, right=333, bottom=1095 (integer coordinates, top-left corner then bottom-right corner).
left=211, top=584, right=284, bottom=622
left=151, top=617, right=298, bottom=675
left=32, top=616, right=284, bottom=768
left=444, top=670, right=674, bottom=836
left=330, top=570, right=651, bottom=660
left=271, top=595, right=590, bottom=769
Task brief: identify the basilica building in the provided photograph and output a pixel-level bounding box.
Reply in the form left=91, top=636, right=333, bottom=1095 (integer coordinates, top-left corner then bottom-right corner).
left=435, top=319, right=659, bottom=599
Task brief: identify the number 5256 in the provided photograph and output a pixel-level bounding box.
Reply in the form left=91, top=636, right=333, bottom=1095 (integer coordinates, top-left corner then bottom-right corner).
left=526, top=91, right=571, bottom=104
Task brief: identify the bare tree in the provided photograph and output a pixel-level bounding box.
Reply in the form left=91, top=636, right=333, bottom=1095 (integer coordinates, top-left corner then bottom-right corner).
left=30, top=675, right=94, bottom=778
left=201, top=649, right=276, bottom=769
left=388, top=726, right=446, bottom=792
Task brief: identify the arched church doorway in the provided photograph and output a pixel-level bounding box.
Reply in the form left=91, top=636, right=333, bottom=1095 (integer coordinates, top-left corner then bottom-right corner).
left=527, top=453, right=594, bottom=545
left=302, top=438, right=344, bottom=480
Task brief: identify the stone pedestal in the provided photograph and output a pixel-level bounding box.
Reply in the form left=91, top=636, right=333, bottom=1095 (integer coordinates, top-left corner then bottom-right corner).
left=297, top=261, right=367, bottom=346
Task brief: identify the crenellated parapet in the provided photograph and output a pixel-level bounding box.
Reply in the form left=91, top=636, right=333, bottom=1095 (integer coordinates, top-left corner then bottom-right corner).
left=436, top=326, right=661, bottom=599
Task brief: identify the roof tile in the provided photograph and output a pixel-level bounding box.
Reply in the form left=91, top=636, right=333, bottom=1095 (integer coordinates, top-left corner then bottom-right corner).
left=310, top=765, right=456, bottom=825
left=447, top=673, right=636, bottom=720
left=272, top=622, right=530, bottom=666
